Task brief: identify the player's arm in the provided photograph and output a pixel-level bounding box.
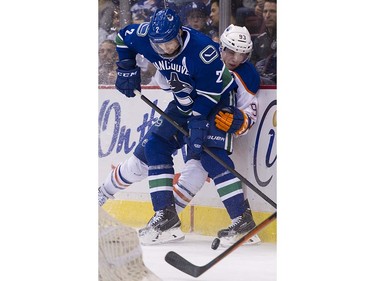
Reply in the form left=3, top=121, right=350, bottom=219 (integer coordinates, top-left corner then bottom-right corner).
left=153, top=70, right=173, bottom=94
left=233, top=69, right=260, bottom=130
left=186, top=46, right=235, bottom=155
left=215, top=65, right=260, bottom=136
left=114, top=24, right=143, bottom=97
left=191, top=46, right=235, bottom=118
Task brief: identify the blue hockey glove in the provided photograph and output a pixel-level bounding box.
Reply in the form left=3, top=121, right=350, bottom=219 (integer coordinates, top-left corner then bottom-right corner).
left=215, top=106, right=249, bottom=135
left=185, top=116, right=209, bottom=155
left=115, top=59, right=141, bottom=98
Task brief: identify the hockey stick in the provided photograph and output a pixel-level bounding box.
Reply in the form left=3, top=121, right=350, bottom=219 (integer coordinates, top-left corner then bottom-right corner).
left=134, top=90, right=277, bottom=209
left=165, top=212, right=276, bottom=277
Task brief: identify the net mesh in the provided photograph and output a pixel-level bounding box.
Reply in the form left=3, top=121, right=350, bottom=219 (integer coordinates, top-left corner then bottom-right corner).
left=98, top=207, right=162, bottom=281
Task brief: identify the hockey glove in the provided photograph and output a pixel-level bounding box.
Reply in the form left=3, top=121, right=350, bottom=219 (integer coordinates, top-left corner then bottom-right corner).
left=215, top=106, right=249, bottom=135
left=185, top=116, right=209, bottom=155
left=115, top=59, right=141, bottom=98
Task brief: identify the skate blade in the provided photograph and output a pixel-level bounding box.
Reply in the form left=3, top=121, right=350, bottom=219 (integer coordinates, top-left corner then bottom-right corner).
left=220, top=234, right=261, bottom=248
left=140, top=227, right=185, bottom=246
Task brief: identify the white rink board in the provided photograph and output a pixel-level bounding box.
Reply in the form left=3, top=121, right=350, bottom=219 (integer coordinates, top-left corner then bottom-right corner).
left=98, top=87, right=276, bottom=212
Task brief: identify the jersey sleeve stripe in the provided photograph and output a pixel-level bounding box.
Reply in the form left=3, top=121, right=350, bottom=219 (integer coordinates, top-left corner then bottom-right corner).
left=196, top=91, right=220, bottom=104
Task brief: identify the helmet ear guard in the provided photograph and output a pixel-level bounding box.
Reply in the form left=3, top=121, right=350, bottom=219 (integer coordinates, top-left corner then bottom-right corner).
left=220, top=24, right=253, bottom=58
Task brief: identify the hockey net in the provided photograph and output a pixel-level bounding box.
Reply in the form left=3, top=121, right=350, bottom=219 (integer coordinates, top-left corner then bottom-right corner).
left=98, top=207, right=162, bottom=281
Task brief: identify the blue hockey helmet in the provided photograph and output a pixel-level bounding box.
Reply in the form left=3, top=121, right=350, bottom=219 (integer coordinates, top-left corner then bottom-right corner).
left=148, top=9, right=183, bottom=57
left=148, top=9, right=182, bottom=43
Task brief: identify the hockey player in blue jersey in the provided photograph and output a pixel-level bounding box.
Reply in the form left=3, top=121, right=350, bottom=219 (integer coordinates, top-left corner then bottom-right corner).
left=172, top=24, right=262, bottom=246
left=99, top=8, right=255, bottom=245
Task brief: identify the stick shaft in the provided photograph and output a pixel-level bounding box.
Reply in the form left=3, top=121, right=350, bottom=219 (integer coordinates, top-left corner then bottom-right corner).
left=165, top=212, right=277, bottom=277
left=136, top=91, right=277, bottom=209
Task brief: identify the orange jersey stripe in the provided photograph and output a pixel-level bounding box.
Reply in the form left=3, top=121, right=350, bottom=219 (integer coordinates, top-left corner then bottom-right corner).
left=173, top=186, right=191, bottom=203
left=232, top=71, right=256, bottom=96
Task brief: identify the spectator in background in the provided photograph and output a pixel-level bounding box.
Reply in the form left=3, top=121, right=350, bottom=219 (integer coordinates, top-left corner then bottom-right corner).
left=251, top=0, right=277, bottom=84
left=106, top=7, right=121, bottom=41
left=210, top=30, right=220, bottom=43
left=255, top=52, right=276, bottom=84
left=99, top=0, right=119, bottom=44
left=130, top=0, right=162, bottom=23
left=99, top=40, right=118, bottom=85
left=209, top=0, right=220, bottom=33
left=165, top=0, right=194, bottom=18
left=182, top=2, right=213, bottom=36
left=200, top=0, right=212, bottom=16
left=98, top=39, right=156, bottom=85
left=209, top=0, right=236, bottom=34
left=254, top=0, right=266, bottom=34
left=131, top=8, right=151, bottom=24
left=251, top=0, right=276, bottom=64
left=235, top=7, right=263, bottom=36
left=255, top=0, right=265, bottom=18
left=241, top=0, right=257, bottom=10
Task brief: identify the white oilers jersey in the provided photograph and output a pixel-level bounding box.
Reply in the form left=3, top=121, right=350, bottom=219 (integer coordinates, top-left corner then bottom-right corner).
left=115, top=24, right=236, bottom=118
left=231, top=61, right=260, bottom=134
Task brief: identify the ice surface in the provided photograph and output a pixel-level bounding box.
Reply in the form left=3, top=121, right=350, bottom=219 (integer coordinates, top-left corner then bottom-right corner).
left=142, top=233, right=276, bottom=281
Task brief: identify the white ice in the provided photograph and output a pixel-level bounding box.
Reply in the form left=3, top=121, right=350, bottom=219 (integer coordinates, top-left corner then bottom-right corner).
left=142, top=233, right=276, bottom=281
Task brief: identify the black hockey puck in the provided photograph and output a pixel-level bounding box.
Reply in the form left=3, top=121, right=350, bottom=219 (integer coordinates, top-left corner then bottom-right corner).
left=211, top=238, right=220, bottom=250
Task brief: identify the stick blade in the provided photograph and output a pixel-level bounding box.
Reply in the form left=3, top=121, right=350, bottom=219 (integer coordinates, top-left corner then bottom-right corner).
left=165, top=251, right=206, bottom=278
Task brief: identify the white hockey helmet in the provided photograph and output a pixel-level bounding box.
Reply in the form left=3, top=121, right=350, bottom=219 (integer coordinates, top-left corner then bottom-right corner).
left=220, top=24, right=253, bottom=56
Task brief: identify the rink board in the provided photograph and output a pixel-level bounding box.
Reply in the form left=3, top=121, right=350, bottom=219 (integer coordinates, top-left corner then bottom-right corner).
left=99, top=85, right=277, bottom=242
left=102, top=200, right=276, bottom=242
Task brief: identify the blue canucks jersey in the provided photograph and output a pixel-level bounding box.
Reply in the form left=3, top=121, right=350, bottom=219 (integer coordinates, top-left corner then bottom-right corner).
left=115, top=24, right=236, bottom=118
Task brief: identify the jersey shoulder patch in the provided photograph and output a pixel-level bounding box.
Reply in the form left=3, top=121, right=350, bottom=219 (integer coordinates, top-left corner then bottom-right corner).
left=199, top=45, right=219, bottom=64
left=137, top=22, right=149, bottom=37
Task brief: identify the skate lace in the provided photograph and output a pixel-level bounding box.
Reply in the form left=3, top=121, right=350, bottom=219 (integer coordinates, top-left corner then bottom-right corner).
left=150, top=210, right=164, bottom=226
left=228, top=216, right=242, bottom=230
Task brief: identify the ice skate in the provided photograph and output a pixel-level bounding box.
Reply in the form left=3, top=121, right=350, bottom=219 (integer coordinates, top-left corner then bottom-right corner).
left=98, top=185, right=113, bottom=207
left=139, top=206, right=185, bottom=245
left=217, top=208, right=261, bottom=247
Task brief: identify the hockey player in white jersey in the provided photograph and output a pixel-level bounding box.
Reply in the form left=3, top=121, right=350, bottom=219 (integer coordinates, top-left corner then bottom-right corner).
left=99, top=22, right=261, bottom=246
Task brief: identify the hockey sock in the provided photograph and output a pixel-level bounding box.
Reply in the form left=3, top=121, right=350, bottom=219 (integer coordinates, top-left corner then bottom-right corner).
left=213, top=171, right=245, bottom=219
left=173, top=182, right=195, bottom=213
left=148, top=164, right=175, bottom=211
left=201, top=148, right=246, bottom=219
left=143, top=133, right=179, bottom=211
left=102, top=156, right=148, bottom=196
left=173, top=159, right=208, bottom=213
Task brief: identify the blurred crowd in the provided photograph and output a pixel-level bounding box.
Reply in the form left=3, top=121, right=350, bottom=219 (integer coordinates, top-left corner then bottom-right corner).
left=98, top=0, right=276, bottom=85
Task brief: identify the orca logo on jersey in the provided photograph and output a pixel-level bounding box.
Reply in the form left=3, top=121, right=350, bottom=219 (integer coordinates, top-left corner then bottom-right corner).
left=199, top=45, right=219, bottom=64
left=168, top=72, right=193, bottom=94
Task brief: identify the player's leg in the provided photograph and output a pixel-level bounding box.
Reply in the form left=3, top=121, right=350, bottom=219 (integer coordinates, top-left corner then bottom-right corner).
left=98, top=112, right=177, bottom=207
left=139, top=102, right=187, bottom=245
left=139, top=132, right=185, bottom=245
left=200, top=148, right=259, bottom=245
left=98, top=124, right=155, bottom=206
left=173, top=158, right=209, bottom=214
left=98, top=154, right=148, bottom=206
left=202, top=107, right=261, bottom=244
